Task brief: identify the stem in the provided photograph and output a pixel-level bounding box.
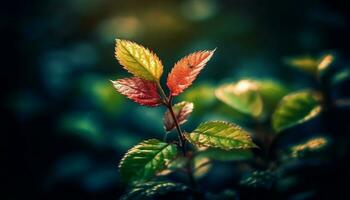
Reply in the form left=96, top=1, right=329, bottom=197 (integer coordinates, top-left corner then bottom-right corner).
left=156, top=82, right=186, bottom=156
left=156, top=82, right=198, bottom=197
left=167, top=104, right=199, bottom=199
left=167, top=103, right=186, bottom=155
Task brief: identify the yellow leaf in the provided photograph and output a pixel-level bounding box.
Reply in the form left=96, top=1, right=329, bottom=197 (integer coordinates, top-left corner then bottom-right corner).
left=115, top=39, right=163, bottom=81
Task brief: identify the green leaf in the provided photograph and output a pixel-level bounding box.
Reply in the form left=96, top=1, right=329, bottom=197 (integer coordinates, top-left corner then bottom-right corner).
left=285, top=54, right=335, bottom=76
left=119, top=139, right=178, bottom=183
left=121, top=181, right=188, bottom=200
left=180, top=83, right=216, bottom=116
left=272, top=91, right=321, bottom=133
left=215, top=80, right=263, bottom=118
left=285, top=55, right=319, bottom=74
left=257, top=80, right=289, bottom=113
left=196, top=148, right=253, bottom=162
left=184, top=121, right=257, bottom=150
left=115, top=39, right=163, bottom=81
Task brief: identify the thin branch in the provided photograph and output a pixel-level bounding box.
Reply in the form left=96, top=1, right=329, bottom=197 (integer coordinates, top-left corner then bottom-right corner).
left=156, top=81, right=198, bottom=198
left=156, top=82, right=186, bottom=156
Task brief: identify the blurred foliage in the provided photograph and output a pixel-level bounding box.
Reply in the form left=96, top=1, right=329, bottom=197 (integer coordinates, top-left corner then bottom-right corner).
left=120, top=181, right=189, bottom=200
left=290, top=137, right=328, bottom=158
left=272, top=90, right=322, bottom=133
left=240, top=170, right=276, bottom=189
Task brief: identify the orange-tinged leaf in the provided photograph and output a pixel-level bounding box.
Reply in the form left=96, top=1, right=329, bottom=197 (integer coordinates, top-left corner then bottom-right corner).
left=167, top=50, right=215, bottom=96
left=163, top=101, right=194, bottom=132
left=111, top=77, right=161, bottom=106
left=115, top=39, right=163, bottom=81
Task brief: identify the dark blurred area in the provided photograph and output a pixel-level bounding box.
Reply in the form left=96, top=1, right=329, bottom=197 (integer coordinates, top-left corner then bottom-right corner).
left=3, top=0, right=350, bottom=199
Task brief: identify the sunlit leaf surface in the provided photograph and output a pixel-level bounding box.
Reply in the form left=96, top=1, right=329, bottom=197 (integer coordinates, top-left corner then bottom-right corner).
left=272, top=91, right=321, bottom=133
left=185, top=121, right=257, bottom=150
left=317, top=54, right=334, bottom=76
left=119, top=139, right=178, bottom=183
left=285, top=55, right=319, bottom=74
left=111, top=77, right=161, bottom=106
left=257, top=80, right=289, bottom=113
left=115, top=39, right=163, bottom=81
left=290, top=137, right=328, bottom=158
left=193, top=156, right=211, bottom=179
left=285, top=54, right=335, bottom=76
left=167, top=50, right=215, bottom=96
left=215, top=80, right=263, bottom=117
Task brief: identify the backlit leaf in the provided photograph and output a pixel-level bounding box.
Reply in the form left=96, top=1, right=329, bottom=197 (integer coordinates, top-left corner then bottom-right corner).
left=180, top=83, right=216, bottom=116
left=167, top=50, right=215, bottom=96
left=115, top=39, right=163, bottom=81
left=257, top=80, right=289, bottom=113
left=285, top=54, right=335, bottom=76
left=121, top=181, right=188, bottom=200
left=193, top=156, right=211, bottom=179
left=184, top=121, right=257, bottom=150
left=272, top=91, right=321, bottom=133
left=163, top=101, right=194, bottom=132
left=215, top=80, right=263, bottom=117
left=285, top=55, right=319, bottom=74
left=317, top=54, right=334, bottom=76
left=119, top=139, right=178, bottom=183
left=111, top=77, right=161, bottom=106
left=290, top=137, right=328, bottom=158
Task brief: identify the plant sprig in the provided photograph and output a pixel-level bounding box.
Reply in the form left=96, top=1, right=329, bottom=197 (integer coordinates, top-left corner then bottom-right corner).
left=111, top=39, right=257, bottom=198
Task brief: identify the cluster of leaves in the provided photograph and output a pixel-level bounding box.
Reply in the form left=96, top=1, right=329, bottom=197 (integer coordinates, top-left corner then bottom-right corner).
left=213, top=52, right=349, bottom=199
left=110, top=40, right=348, bottom=199
left=111, top=40, right=257, bottom=199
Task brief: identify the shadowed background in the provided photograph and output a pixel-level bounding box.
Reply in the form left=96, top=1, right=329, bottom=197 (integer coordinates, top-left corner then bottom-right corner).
left=3, top=0, right=350, bottom=199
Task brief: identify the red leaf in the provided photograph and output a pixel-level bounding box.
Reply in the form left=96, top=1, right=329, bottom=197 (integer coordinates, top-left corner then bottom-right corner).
left=164, top=101, right=194, bottom=132
left=111, top=77, right=161, bottom=106
left=167, top=50, right=215, bottom=96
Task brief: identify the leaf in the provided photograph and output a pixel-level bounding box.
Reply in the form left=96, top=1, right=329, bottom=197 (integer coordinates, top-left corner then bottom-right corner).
left=115, top=39, right=163, bottom=81
left=215, top=80, right=263, bottom=117
left=121, top=181, right=189, bottom=200
left=119, top=139, right=178, bottom=183
left=290, top=137, right=328, bottom=158
left=257, top=80, right=289, bottom=113
left=180, top=83, right=216, bottom=116
left=317, top=54, right=334, bottom=77
left=167, top=50, right=215, bottom=96
left=272, top=91, right=321, bottom=133
left=111, top=77, right=161, bottom=106
left=285, top=54, right=335, bottom=76
left=184, top=121, right=257, bottom=150
left=163, top=101, right=194, bottom=132
left=284, top=55, right=319, bottom=74
left=196, top=148, right=253, bottom=162
left=193, top=156, right=211, bottom=179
